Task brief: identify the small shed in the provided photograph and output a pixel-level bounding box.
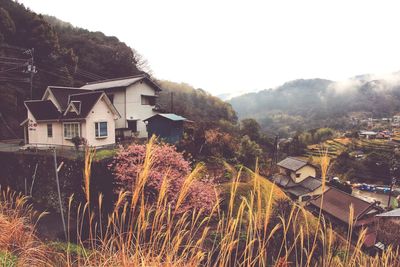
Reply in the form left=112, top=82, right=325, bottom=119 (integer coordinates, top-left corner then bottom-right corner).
left=144, top=113, right=188, bottom=143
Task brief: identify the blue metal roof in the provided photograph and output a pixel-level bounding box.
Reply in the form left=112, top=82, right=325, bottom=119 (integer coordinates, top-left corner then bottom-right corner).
left=145, top=113, right=187, bottom=121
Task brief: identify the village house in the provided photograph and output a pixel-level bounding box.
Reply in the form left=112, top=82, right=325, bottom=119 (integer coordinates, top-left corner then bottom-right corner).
left=392, top=114, right=400, bottom=127
left=22, top=88, right=120, bottom=148
left=80, top=74, right=162, bottom=139
left=277, top=157, right=316, bottom=183
left=272, top=157, right=324, bottom=201
left=308, top=187, right=383, bottom=248
left=20, top=75, right=194, bottom=148
left=359, top=130, right=378, bottom=139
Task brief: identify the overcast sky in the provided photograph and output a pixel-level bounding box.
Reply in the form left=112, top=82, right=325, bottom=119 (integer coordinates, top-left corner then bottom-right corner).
left=18, top=0, right=400, bottom=95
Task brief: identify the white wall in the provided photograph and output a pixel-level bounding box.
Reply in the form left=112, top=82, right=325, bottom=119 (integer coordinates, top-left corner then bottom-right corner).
left=291, top=165, right=317, bottom=183
left=109, top=90, right=126, bottom=129
left=125, top=81, right=157, bottom=138
left=27, top=110, right=68, bottom=146
left=84, top=97, right=116, bottom=147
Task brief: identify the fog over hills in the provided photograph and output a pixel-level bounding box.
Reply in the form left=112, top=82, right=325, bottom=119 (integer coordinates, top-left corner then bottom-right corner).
left=228, top=72, right=400, bottom=136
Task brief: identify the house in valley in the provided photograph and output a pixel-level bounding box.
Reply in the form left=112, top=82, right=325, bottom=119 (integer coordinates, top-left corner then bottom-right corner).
left=272, top=157, right=324, bottom=201
left=308, top=187, right=383, bottom=248
left=80, top=74, right=162, bottom=139
left=277, top=157, right=317, bottom=183
left=272, top=174, right=324, bottom=202
left=359, top=130, right=378, bottom=139
left=22, top=88, right=120, bottom=148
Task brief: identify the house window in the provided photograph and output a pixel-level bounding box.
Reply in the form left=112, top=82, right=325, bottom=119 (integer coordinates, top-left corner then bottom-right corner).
left=64, top=123, right=80, bottom=139
left=95, top=122, right=108, bottom=138
left=47, top=124, right=53, bottom=138
left=141, top=95, right=156, bottom=105
left=127, top=120, right=137, bottom=132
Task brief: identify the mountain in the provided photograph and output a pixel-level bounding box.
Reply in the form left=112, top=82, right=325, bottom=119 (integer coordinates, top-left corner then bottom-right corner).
left=229, top=74, right=400, bottom=136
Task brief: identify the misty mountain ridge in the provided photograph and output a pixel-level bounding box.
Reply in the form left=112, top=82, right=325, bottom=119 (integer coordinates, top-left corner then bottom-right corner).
left=229, top=71, right=400, bottom=136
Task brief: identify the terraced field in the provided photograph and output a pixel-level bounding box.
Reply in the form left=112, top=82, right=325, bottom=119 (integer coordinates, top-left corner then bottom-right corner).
left=305, top=138, right=350, bottom=158
left=304, top=137, right=399, bottom=164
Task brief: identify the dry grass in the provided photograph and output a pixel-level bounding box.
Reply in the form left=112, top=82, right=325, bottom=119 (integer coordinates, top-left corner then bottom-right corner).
left=2, top=139, right=400, bottom=266
left=0, top=187, right=59, bottom=266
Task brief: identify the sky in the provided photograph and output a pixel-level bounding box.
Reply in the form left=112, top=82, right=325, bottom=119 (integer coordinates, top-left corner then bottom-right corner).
left=18, top=0, right=400, bottom=95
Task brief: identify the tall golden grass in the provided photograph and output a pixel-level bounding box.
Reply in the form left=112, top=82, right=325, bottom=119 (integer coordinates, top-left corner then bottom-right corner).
left=0, top=187, right=57, bottom=266
left=1, top=140, right=400, bottom=266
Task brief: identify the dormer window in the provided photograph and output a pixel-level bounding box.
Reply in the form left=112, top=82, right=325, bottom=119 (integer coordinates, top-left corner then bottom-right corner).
left=70, top=101, right=81, bottom=115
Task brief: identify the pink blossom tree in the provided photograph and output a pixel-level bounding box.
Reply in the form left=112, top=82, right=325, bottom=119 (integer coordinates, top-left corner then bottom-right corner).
left=112, top=142, right=216, bottom=213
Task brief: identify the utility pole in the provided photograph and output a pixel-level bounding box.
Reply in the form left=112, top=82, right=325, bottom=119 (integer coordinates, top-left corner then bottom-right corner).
left=23, top=48, right=37, bottom=99
left=170, top=92, right=174, bottom=113
left=53, top=148, right=67, bottom=240
left=270, top=135, right=279, bottom=168
left=388, top=157, right=398, bottom=209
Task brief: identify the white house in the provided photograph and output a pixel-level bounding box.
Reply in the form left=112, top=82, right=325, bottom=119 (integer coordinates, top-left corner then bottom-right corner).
left=272, top=157, right=325, bottom=202
left=80, top=74, right=162, bottom=139
left=277, top=157, right=317, bottom=183
left=22, top=89, right=120, bottom=148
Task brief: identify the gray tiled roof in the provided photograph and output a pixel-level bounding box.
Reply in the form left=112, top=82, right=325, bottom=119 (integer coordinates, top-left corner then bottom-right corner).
left=286, top=186, right=310, bottom=197
left=299, top=176, right=322, bottom=191
left=271, top=174, right=296, bottom=188
left=277, top=157, right=309, bottom=171
left=285, top=176, right=322, bottom=197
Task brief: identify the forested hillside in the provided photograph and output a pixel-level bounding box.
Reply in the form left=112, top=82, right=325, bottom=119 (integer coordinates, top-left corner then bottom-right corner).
left=229, top=74, right=400, bottom=136
left=157, top=80, right=237, bottom=123
left=0, top=0, right=236, bottom=139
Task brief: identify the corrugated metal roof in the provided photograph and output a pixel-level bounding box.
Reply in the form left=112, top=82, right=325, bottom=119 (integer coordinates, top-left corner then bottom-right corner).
left=80, top=75, right=162, bottom=91
left=144, top=113, right=187, bottom=122
left=277, top=157, right=309, bottom=172
left=376, top=208, right=400, bottom=217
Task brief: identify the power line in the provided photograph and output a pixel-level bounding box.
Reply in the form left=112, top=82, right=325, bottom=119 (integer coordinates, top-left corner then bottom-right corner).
left=37, top=68, right=72, bottom=81
left=0, top=44, right=28, bottom=51
left=0, top=77, right=30, bottom=83
left=0, top=56, right=28, bottom=62
left=0, top=64, right=27, bottom=73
